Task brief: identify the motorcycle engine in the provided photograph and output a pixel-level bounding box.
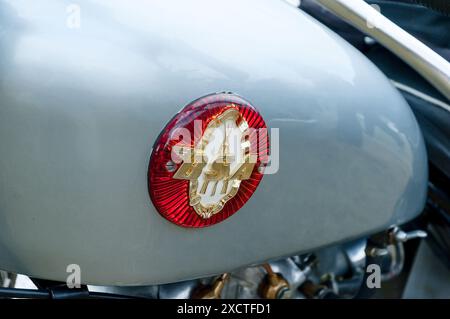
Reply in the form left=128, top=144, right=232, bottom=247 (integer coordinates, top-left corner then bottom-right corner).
left=86, top=226, right=425, bottom=299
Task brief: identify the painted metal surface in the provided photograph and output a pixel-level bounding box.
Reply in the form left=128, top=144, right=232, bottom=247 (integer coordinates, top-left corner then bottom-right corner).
left=0, top=0, right=427, bottom=285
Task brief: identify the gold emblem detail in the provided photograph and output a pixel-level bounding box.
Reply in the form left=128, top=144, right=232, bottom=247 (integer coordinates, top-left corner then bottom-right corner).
left=173, top=107, right=255, bottom=219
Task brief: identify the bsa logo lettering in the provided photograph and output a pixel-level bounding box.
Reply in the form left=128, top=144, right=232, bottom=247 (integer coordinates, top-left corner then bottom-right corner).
left=148, top=93, right=268, bottom=227
left=172, top=108, right=256, bottom=219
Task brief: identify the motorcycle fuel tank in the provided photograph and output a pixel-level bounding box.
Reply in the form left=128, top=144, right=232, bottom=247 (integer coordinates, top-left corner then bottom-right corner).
left=0, top=0, right=427, bottom=285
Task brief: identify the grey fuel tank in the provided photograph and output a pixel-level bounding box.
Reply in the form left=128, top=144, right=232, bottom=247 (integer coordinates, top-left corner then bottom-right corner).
left=0, top=0, right=427, bottom=285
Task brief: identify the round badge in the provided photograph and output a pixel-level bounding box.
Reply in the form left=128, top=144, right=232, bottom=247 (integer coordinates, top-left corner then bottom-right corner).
left=148, top=93, right=268, bottom=227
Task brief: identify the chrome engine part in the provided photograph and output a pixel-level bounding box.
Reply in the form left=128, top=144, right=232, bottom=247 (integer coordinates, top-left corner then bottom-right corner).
left=88, top=226, right=427, bottom=299
left=151, top=226, right=426, bottom=299
left=0, top=225, right=428, bottom=299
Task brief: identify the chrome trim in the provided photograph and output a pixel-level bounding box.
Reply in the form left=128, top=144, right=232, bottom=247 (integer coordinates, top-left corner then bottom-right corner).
left=391, top=80, right=450, bottom=113
left=315, top=0, right=450, bottom=100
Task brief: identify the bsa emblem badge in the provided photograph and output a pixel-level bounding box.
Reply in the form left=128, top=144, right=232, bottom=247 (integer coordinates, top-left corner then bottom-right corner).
left=148, top=93, right=268, bottom=227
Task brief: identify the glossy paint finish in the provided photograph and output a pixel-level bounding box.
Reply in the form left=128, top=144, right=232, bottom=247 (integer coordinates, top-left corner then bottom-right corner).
left=0, top=0, right=427, bottom=285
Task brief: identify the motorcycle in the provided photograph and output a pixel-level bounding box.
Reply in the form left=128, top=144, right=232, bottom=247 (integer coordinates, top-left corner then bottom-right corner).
left=0, top=0, right=449, bottom=299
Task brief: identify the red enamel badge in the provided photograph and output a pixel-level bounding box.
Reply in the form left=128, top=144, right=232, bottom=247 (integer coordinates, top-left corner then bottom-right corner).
left=148, top=93, right=268, bottom=227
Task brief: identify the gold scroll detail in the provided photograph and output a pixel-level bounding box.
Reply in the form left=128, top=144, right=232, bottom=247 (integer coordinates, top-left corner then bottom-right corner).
left=173, top=107, right=256, bottom=219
